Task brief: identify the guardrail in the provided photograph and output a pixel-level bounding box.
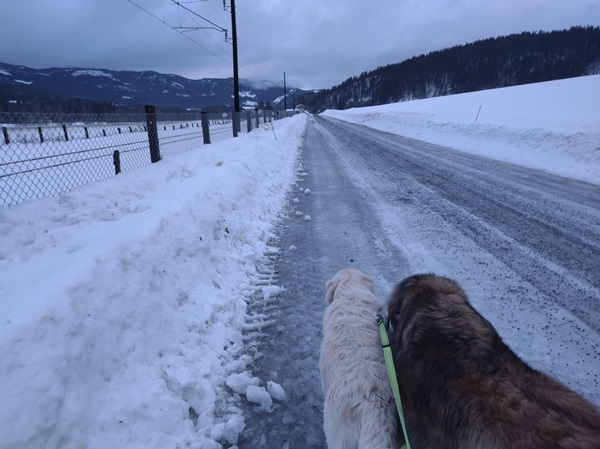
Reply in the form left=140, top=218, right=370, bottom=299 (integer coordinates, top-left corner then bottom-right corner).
left=0, top=106, right=292, bottom=207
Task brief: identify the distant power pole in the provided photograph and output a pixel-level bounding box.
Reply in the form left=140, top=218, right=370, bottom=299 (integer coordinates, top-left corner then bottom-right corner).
left=229, top=0, right=240, bottom=114
left=283, top=72, right=287, bottom=112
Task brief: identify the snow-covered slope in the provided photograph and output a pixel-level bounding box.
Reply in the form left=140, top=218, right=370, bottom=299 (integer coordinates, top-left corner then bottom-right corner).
left=323, top=75, right=600, bottom=185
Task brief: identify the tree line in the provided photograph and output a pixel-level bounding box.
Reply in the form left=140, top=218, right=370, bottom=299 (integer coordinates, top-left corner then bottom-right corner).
left=299, top=26, right=600, bottom=112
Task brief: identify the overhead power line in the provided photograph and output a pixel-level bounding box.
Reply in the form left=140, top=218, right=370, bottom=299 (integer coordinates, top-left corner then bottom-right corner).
left=173, top=0, right=231, bottom=60
left=127, top=0, right=230, bottom=65
left=170, top=0, right=227, bottom=34
left=128, top=0, right=286, bottom=91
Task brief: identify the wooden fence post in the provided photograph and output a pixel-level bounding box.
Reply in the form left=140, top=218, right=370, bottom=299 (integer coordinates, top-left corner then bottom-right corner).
left=255, top=109, right=260, bottom=129
left=2, top=127, right=9, bottom=145
left=232, top=111, right=239, bottom=138
left=201, top=111, right=210, bottom=144
left=145, top=105, right=161, bottom=163
left=113, top=150, right=121, bottom=175
left=247, top=110, right=252, bottom=132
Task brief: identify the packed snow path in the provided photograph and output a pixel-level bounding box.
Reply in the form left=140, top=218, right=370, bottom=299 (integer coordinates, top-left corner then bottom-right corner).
left=239, top=114, right=600, bottom=447
left=238, top=117, right=411, bottom=448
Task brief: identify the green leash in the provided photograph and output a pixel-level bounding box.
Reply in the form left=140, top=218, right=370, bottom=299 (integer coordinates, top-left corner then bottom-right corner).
left=377, top=315, right=411, bottom=449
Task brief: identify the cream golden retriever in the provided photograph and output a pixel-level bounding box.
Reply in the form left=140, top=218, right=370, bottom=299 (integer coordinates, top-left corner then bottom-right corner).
left=320, top=268, right=399, bottom=449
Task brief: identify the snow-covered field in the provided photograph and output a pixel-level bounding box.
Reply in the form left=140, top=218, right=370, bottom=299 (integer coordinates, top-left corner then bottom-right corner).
left=0, top=118, right=304, bottom=449
left=0, top=75, right=599, bottom=449
left=0, top=117, right=257, bottom=207
left=323, top=75, right=600, bottom=185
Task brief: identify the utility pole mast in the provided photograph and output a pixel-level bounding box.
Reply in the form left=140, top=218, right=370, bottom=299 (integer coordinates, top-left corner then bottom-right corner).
left=229, top=0, right=240, bottom=114
left=283, top=72, right=287, bottom=113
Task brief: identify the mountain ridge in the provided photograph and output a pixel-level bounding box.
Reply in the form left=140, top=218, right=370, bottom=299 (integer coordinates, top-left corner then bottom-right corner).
left=3, top=26, right=598, bottom=114
left=0, top=62, right=304, bottom=113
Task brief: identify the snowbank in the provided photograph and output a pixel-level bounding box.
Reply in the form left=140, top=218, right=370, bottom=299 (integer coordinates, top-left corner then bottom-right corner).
left=0, top=115, right=306, bottom=449
left=323, top=75, right=600, bottom=185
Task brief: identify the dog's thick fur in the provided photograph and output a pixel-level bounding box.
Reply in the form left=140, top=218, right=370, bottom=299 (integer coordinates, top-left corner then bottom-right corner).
left=320, top=269, right=399, bottom=449
left=386, top=274, right=600, bottom=449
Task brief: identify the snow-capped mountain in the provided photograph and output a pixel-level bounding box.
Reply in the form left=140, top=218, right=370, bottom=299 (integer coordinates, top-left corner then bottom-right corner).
left=0, top=62, right=305, bottom=110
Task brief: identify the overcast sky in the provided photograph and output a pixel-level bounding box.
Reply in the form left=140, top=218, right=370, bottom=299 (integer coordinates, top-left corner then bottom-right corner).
left=0, top=0, right=598, bottom=90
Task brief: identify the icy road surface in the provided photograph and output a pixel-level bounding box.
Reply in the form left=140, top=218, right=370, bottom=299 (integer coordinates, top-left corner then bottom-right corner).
left=238, top=114, right=600, bottom=448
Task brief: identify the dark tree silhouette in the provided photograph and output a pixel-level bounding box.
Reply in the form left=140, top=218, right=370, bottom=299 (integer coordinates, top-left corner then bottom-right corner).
left=300, top=26, right=600, bottom=112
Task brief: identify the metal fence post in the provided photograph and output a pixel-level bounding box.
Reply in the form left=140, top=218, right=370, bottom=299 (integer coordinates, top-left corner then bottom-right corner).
left=62, top=124, right=69, bottom=141
left=247, top=110, right=252, bottom=132
left=113, top=150, right=121, bottom=175
left=201, top=111, right=211, bottom=144
left=145, top=105, right=161, bottom=163
left=2, top=127, right=9, bottom=144
left=38, top=127, right=44, bottom=143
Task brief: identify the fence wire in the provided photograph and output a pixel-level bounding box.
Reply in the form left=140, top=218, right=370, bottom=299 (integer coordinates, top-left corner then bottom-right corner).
left=0, top=109, right=293, bottom=207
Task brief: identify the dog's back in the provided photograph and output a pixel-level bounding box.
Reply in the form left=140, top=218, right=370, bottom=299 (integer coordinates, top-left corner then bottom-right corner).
left=321, top=269, right=399, bottom=449
left=386, top=274, right=600, bottom=449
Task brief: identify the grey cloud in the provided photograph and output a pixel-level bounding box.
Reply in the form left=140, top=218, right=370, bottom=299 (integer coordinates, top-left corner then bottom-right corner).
left=0, top=0, right=598, bottom=90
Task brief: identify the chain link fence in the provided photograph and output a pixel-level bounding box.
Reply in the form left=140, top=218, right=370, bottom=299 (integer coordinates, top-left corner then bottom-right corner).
left=0, top=107, right=290, bottom=207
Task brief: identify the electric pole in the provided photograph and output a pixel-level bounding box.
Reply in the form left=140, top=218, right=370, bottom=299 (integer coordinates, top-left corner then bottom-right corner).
left=230, top=0, right=240, bottom=114
left=284, top=72, right=287, bottom=112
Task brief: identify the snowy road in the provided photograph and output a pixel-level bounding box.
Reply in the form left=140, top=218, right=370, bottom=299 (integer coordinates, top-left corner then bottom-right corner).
left=314, top=115, right=600, bottom=333
left=239, top=114, right=600, bottom=447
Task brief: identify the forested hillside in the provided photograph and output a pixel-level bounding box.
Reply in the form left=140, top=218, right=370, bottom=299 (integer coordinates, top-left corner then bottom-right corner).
left=300, top=26, right=600, bottom=112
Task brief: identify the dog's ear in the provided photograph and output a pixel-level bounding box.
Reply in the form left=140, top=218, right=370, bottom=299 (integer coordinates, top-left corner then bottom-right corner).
left=325, top=277, right=338, bottom=304
left=386, top=274, right=428, bottom=331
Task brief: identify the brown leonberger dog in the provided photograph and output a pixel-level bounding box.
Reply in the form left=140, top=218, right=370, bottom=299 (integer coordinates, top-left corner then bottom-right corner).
left=386, top=274, right=600, bottom=449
